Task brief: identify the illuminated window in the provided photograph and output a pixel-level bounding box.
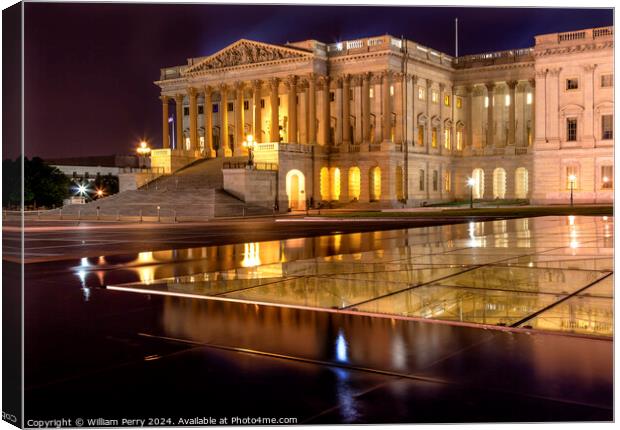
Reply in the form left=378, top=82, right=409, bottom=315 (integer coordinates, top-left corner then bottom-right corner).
left=329, top=167, right=341, bottom=201
left=566, top=165, right=578, bottom=190
left=370, top=88, right=374, bottom=98
left=484, top=96, right=489, bottom=108
left=395, top=166, right=404, bottom=201
left=432, top=170, right=438, bottom=191
left=419, top=169, right=425, bottom=191
left=390, top=85, right=394, bottom=96
left=418, top=87, right=425, bottom=100
left=493, top=168, right=506, bottom=199
left=417, top=126, right=424, bottom=146
left=527, top=126, right=532, bottom=146
left=472, top=168, right=485, bottom=199
left=456, top=130, right=463, bottom=150
left=602, top=115, right=613, bottom=140
left=199, top=136, right=205, bottom=151
left=431, top=90, right=439, bottom=103
left=443, top=171, right=451, bottom=192
left=348, top=167, right=361, bottom=200
left=601, top=74, right=613, bottom=87
left=444, top=95, right=450, bottom=106
left=444, top=129, right=451, bottom=150
left=456, top=97, right=462, bottom=109
left=526, top=93, right=533, bottom=105
left=505, top=95, right=511, bottom=106
left=566, top=118, right=577, bottom=141
left=184, top=137, right=190, bottom=150
left=601, top=165, right=613, bottom=189
left=320, top=167, right=330, bottom=200
left=431, top=127, right=438, bottom=148
left=515, top=167, right=528, bottom=198
left=370, top=167, right=381, bottom=201
left=566, top=78, right=579, bottom=90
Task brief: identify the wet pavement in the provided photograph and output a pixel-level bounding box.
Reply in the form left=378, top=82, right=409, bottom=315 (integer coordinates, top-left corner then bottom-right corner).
left=17, top=215, right=613, bottom=423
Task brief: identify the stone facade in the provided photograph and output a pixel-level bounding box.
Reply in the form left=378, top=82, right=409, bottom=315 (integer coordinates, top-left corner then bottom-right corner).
left=154, top=27, right=613, bottom=209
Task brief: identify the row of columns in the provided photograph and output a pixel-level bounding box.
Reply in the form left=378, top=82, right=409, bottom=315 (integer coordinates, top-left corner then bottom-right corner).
left=160, top=71, right=399, bottom=155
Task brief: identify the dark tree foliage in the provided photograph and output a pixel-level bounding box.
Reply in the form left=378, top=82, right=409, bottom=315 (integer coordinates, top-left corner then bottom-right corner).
left=2, top=157, right=71, bottom=208
left=93, top=173, right=119, bottom=198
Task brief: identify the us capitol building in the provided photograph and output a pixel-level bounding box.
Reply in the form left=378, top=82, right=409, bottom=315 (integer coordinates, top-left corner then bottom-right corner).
left=151, top=26, right=613, bottom=210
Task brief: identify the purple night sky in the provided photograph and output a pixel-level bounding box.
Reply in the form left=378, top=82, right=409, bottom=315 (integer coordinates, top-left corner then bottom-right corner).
left=21, top=3, right=612, bottom=160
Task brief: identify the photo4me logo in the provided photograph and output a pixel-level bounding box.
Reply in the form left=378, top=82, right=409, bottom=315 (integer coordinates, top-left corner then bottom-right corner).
left=2, top=412, right=18, bottom=424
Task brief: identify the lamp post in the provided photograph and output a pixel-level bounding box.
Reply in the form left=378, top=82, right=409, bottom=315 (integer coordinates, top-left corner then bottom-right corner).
left=568, top=174, right=576, bottom=207
left=242, top=134, right=255, bottom=167
left=137, top=140, right=151, bottom=168
left=466, top=177, right=476, bottom=209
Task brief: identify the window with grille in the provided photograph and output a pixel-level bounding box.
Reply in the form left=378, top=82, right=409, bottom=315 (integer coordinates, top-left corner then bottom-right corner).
left=456, top=97, right=462, bottom=109
left=566, top=118, right=577, bottom=141
left=431, top=128, right=437, bottom=148
left=432, top=170, right=438, bottom=191
left=419, top=170, right=425, bottom=191
left=601, top=74, right=613, bottom=87
left=183, top=107, right=189, bottom=116
left=227, top=102, right=233, bottom=112
left=602, top=115, right=613, bottom=140
left=566, top=78, right=579, bottom=90
left=601, top=165, right=613, bottom=189
left=431, top=91, right=439, bottom=103
left=243, top=100, right=249, bottom=110
left=417, top=126, right=424, bottom=146
left=418, top=87, right=425, bottom=100
left=444, top=129, right=451, bottom=150
left=444, top=95, right=450, bottom=106
left=443, top=171, right=451, bottom=192
left=456, top=130, right=463, bottom=150
left=198, top=105, right=204, bottom=115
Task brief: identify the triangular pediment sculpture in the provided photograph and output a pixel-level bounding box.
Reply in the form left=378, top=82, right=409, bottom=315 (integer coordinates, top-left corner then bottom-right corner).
left=185, top=39, right=312, bottom=74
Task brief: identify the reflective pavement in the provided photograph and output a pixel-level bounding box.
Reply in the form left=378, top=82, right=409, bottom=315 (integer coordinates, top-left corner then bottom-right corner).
left=109, top=216, right=613, bottom=337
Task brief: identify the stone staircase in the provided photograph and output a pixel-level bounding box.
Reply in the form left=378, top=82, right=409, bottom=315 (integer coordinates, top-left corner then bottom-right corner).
left=57, top=157, right=272, bottom=219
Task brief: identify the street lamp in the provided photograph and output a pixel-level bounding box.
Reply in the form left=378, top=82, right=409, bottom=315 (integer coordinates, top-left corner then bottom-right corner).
left=568, top=174, right=576, bottom=207
left=242, top=134, right=255, bottom=167
left=466, top=177, right=476, bottom=209
left=137, top=140, right=151, bottom=168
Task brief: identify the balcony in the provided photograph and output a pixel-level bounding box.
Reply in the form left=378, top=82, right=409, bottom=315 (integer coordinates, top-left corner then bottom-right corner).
left=535, top=26, right=613, bottom=47
left=454, top=48, right=533, bottom=69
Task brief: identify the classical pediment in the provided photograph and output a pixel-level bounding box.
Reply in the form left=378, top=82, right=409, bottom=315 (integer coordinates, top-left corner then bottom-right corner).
left=185, top=39, right=313, bottom=74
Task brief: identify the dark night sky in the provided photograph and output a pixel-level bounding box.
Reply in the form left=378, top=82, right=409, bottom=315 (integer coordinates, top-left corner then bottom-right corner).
left=22, top=2, right=612, bottom=159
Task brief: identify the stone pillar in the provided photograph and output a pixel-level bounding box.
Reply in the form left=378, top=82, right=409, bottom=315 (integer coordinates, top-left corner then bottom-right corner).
left=307, top=73, right=317, bottom=144
left=393, top=73, right=404, bottom=144
left=174, top=94, right=184, bottom=151
left=342, top=74, right=351, bottom=145
left=204, top=86, right=215, bottom=157
left=466, top=86, right=473, bottom=148
left=439, top=83, right=445, bottom=154
left=188, top=87, right=198, bottom=152
left=547, top=68, right=561, bottom=144
left=362, top=73, right=371, bottom=143
left=528, top=79, right=536, bottom=146
left=534, top=70, right=546, bottom=144
left=234, top=81, right=245, bottom=154
left=298, top=80, right=308, bottom=144
left=219, top=84, right=231, bottom=157
left=252, top=80, right=262, bottom=143
left=382, top=70, right=392, bottom=142
left=269, top=78, right=279, bottom=142
left=334, top=77, right=343, bottom=145
left=485, top=82, right=495, bottom=147
left=319, top=75, right=331, bottom=145
left=161, top=96, right=170, bottom=148
left=507, top=80, right=518, bottom=147
left=582, top=64, right=596, bottom=146
left=286, top=75, right=298, bottom=143
left=426, top=80, right=432, bottom=152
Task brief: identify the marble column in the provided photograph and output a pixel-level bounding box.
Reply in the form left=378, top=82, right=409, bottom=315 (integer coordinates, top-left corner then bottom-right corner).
left=426, top=80, right=432, bottom=153
left=342, top=74, right=351, bottom=145
left=334, top=77, right=343, bottom=145
left=582, top=64, right=596, bottom=146
left=161, top=96, right=170, bottom=149
left=234, top=81, right=245, bottom=154
left=362, top=73, right=371, bottom=144
left=189, top=87, right=198, bottom=152
left=319, top=75, right=331, bottom=145
left=204, top=86, right=215, bottom=157
left=528, top=79, right=536, bottom=146
left=485, top=82, right=495, bottom=147
left=466, top=86, right=473, bottom=148
left=308, top=73, right=317, bottom=144
left=393, top=73, right=404, bottom=144
left=382, top=70, right=392, bottom=142
left=507, top=80, right=518, bottom=147
left=219, top=84, right=230, bottom=157
left=286, top=75, right=298, bottom=143
left=252, top=80, right=262, bottom=143
left=174, top=94, right=184, bottom=151
left=439, top=83, right=445, bottom=154
left=269, top=78, right=280, bottom=142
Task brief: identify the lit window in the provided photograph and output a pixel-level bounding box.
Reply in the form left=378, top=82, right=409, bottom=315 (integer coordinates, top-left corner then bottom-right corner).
left=444, top=129, right=451, bottom=150
left=456, top=97, right=462, bottom=109
left=566, top=118, right=577, bottom=141
left=431, top=128, right=437, bottom=148
left=417, top=126, right=424, bottom=146
left=444, top=95, right=450, bottom=106
left=601, top=165, right=613, bottom=189
left=431, top=91, right=439, bottom=103
left=484, top=96, right=489, bottom=108
left=199, top=136, right=205, bottom=150
left=419, top=169, right=425, bottom=191
left=390, top=85, right=394, bottom=96
left=443, top=171, right=451, bottom=192
left=369, top=88, right=374, bottom=98
left=601, top=74, right=613, bottom=87
left=566, top=78, right=579, bottom=90
left=456, top=130, right=463, bottom=150
left=601, top=115, right=613, bottom=140
left=418, top=87, right=425, bottom=100
left=184, top=137, right=190, bottom=151
left=505, top=95, right=511, bottom=106
left=526, top=93, right=533, bottom=105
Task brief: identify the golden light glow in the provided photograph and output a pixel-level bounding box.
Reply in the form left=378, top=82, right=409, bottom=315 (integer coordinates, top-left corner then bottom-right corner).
left=348, top=167, right=361, bottom=200
left=241, top=242, right=261, bottom=268
left=329, top=167, right=341, bottom=201
left=370, top=166, right=381, bottom=201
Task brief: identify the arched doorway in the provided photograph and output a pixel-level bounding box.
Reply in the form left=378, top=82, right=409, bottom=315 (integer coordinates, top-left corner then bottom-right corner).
left=286, top=169, right=306, bottom=210
left=329, top=167, right=341, bottom=201
left=370, top=166, right=381, bottom=201
left=395, top=166, right=404, bottom=201
left=493, top=168, right=506, bottom=199
left=472, top=168, right=485, bottom=199
left=515, top=167, right=529, bottom=199
left=348, top=167, right=361, bottom=201
left=320, top=167, right=330, bottom=201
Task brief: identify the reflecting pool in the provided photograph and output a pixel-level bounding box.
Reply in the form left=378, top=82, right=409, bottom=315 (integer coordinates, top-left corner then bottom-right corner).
left=104, top=216, right=613, bottom=337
